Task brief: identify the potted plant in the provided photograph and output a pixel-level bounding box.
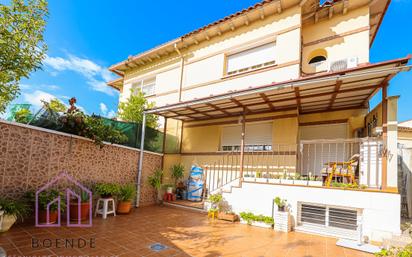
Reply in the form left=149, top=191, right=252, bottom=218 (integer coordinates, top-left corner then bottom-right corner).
left=148, top=169, right=163, bottom=203
left=308, top=175, right=323, bottom=187
left=255, top=171, right=267, bottom=183
left=162, top=184, right=175, bottom=194
left=0, top=197, right=29, bottom=232
left=274, top=197, right=287, bottom=212
left=37, top=189, right=66, bottom=224
left=280, top=172, right=294, bottom=185
left=273, top=197, right=292, bottom=232
left=171, top=164, right=185, bottom=187
left=207, top=193, right=222, bottom=217
left=218, top=211, right=239, bottom=222
left=117, top=184, right=136, bottom=214
left=239, top=212, right=274, bottom=228
left=94, top=183, right=120, bottom=198
left=293, top=173, right=308, bottom=186
left=69, top=191, right=90, bottom=222
left=268, top=173, right=281, bottom=184
left=243, top=173, right=255, bottom=182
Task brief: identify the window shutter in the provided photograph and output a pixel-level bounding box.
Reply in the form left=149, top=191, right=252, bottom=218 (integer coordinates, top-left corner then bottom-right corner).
left=226, top=42, right=276, bottom=73
left=245, top=122, right=272, bottom=145
left=221, top=122, right=273, bottom=150
left=221, top=125, right=242, bottom=147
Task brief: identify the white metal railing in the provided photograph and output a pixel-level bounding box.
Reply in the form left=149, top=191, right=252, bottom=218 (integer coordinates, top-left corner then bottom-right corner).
left=202, top=138, right=383, bottom=194
left=299, top=137, right=383, bottom=188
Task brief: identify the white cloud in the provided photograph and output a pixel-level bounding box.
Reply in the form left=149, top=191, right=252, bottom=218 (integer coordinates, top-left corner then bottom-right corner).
left=22, top=90, right=58, bottom=110
left=87, top=79, right=116, bottom=96
left=44, top=54, right=118, bottom=96
left=107, top=110, right=116, bottom=118
left=99, top=102, right=108, bottom=115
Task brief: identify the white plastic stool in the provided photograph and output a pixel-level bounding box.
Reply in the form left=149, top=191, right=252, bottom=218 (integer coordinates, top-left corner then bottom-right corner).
left=95, top=198, right=116, bottom=219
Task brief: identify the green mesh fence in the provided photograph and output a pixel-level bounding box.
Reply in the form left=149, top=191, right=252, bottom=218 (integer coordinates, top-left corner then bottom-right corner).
left=6, top=104, right=32, bottom=121
left=100, top=117, right=164, bottom=152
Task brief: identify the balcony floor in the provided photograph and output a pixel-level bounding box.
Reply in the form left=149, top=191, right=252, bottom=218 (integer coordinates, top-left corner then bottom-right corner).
left=0, top=205, right=373, bottom=257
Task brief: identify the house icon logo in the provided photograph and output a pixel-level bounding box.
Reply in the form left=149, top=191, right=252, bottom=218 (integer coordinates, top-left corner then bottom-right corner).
left=35, top=171, right=92, bottom=227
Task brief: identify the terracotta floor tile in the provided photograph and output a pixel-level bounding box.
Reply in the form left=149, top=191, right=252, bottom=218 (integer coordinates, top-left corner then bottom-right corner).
left=2, top=205, right=375, bottom=257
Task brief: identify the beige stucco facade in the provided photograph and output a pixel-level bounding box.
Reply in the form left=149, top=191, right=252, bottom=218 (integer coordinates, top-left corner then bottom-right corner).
left=107, top=0, right=407, bottom=191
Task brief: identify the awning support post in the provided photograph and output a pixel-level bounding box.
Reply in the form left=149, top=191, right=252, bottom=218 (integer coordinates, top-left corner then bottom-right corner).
left=136, top=112, right=147, bottom=207
left=381, top=84, right=388, bottom=190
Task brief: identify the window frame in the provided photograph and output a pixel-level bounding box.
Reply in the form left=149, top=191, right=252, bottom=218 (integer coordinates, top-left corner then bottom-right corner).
left=131, top=77, right=156, bottom=97
left=224, top=41, right=277, bottom=77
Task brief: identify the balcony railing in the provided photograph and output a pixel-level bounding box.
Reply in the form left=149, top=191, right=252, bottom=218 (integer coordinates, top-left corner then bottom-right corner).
left=201, top=137, right=383, bottom=196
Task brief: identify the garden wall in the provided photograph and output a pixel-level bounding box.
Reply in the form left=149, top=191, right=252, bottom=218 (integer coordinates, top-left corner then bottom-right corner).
left=0, top=120, right=162, bottom=206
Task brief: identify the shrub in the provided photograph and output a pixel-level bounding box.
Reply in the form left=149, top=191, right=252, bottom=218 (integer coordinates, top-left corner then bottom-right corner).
left=94, top=183, right=120, bottom=197
left=0, top=197, right=29, bottom=221
left=37, top=189, right=66, bottom=212
left=171, top=164, right=185, bottom=185
left=375, top=244, right=412, bottom=257
left=147, top=169, right=163, bottom=191
left=274, top=197, right=287, bottom=208
left=118, top=184, right=136, bottom=202
left=239, top=212, right=274, bottom=225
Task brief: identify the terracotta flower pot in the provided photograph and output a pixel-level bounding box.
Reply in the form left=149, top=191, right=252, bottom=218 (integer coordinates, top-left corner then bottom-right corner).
left=69, top=201, right=90, bottom=221
left=38, top=210, right=58, bottom=224
left=117, top=201, right=132, bottom=214
left=218, top=212, right=239, bottom=222
left=0, top=215, right=17, bottom=232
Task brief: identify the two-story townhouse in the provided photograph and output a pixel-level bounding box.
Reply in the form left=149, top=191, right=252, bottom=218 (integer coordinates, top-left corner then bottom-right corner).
left=107, top=0, right=411, bottom=242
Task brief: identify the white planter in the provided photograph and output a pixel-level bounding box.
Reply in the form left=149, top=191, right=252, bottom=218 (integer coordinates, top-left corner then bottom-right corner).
left=0, top=214, right=17, bottom=232
left=274, top=211, right=292, bottom=232
left=308, top=181, right=323, bottom=187
left=243, top=177, right=255, bottom=182
left=240, top=219, right=273, bottom=229
left=293, top=180, right=308, bottom=186
left=281, top=179, right=294, bottom=185
left=166, top=187, right=173, bottom=194
left=255, top=178, right=268, bottom=183
left=268, top=179, right=281, bottom=184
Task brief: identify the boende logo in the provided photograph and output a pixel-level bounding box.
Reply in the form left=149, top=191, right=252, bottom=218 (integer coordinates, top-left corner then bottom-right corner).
left=35, top=171, right=92, bottom=227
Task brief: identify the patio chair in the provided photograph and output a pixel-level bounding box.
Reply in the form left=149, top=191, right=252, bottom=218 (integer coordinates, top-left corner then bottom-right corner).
left=322, top=154, right=360, bottom=187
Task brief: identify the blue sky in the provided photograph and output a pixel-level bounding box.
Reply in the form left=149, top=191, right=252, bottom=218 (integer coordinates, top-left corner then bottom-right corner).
left=5, top=0, right=412, bottom=121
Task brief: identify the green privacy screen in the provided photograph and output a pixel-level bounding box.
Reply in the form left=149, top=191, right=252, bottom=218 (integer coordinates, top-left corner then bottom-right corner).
left=27, top=108, right=169, bottom=153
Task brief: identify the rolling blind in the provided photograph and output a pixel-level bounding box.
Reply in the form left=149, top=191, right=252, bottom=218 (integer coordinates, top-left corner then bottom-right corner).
left=226, top=42, right=276, bottom=73
left=221, top=122, right=273, bottom=148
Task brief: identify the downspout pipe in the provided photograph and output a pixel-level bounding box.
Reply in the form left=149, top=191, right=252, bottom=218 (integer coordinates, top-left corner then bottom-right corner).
left=136, top=112, right=147, bottom=207
left=174, top=43, right=184, bottom=102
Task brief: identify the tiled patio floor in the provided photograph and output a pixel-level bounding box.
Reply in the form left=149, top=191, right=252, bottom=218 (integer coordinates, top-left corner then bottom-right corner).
left=0, top=205, right=374, bottom=257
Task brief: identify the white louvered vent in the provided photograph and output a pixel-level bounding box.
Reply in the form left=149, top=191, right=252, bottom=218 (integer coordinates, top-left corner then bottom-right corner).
left=297, top=203, right=361, bottom=240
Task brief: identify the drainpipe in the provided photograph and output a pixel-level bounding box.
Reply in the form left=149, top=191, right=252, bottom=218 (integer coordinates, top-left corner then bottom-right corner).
left=174, top=43, right=184, bottom=102
left=136, top=112, right=147, bottom=207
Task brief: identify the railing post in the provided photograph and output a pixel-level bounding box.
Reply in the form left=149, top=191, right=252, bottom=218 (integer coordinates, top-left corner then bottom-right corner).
left=239, top=111, right=246, bottom=181
left=381, top=84, right=388, bottom=190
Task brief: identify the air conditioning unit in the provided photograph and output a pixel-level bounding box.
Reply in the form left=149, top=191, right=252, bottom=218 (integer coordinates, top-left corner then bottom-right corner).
left=328, top=57, right=358, bottom=72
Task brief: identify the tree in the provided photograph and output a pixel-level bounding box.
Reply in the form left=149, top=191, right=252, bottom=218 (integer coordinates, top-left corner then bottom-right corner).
left=118, top=90, right=158, bottom=128
left=48, top=98, right=66, bottom=112
left=14, top=108, right=32, bottom=123
left=0, top=0, right=48, bottom=113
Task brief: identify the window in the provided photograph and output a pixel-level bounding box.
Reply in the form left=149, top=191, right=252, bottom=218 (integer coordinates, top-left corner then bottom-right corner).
left=309, top=56, right=327, bottom=65
left=142, top=78, right=156, bottom=96
left=131, top=77, right=156, bottom=96
left=220, top=122, right=272, bottom=151
left=308, top=49, right=328, bottom=67
left=226, top=42, right=276, bottom=75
